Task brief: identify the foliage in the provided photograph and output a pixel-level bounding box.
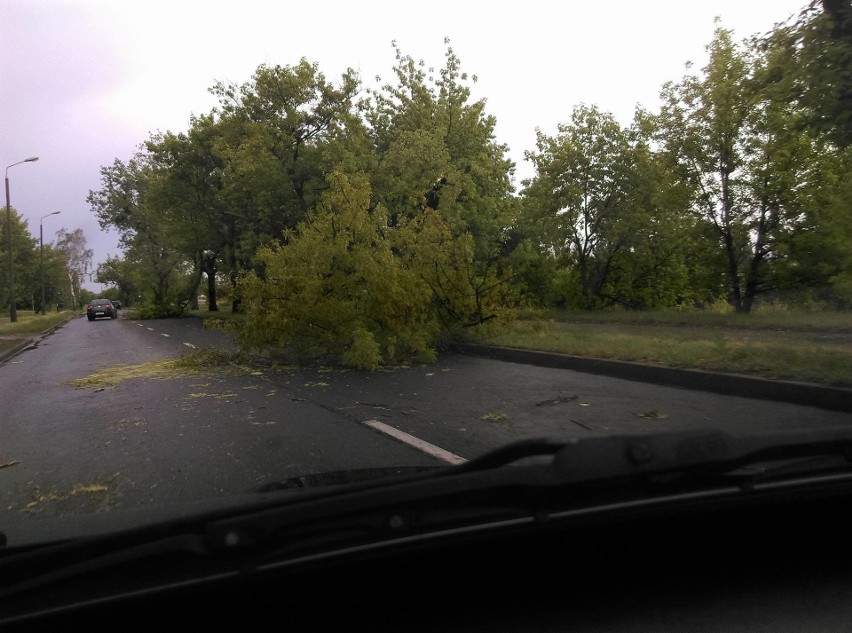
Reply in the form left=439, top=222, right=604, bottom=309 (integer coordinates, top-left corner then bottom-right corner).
left=652, top=23, right=837, bottom=313
left=238, top=172, right=442, bottom=368
left=54, top=228, right=93, bottom=309
left=133, top=300, right=187, bottom=320
left=366, top=40, right=515, bottom=247
left=96, top=255, right=138, bottom=306
left=0, top=207, right=38, bottom=311
left=520, top=105, right=711, bottom=310
left=89, top=153, right=199, bottom=312
left=365, top=40, right=518, bottom=320
left=758, top=0, right=852, bottom=148
left=0, top=209, right=80, bottom=313
left=88, top=16, right=851, bottom=358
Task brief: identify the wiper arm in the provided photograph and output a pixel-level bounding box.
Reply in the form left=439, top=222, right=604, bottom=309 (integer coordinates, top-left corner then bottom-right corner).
left=448, top=438, right=564, bottom=473
left=427, top=427, right=852, bottom=484
left=549, top=427, right=852, bottom=484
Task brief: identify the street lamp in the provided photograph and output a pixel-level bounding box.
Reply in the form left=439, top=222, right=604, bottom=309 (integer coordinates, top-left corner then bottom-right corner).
left=5, top=156, right=39, bottom=322
left=40, top=211, right=61, bottom=315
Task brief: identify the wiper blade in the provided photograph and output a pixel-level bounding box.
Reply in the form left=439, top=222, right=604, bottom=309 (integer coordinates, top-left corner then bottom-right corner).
left=426, top=427, right=852, bottom=484
left=3, top=427, right=851, bottom=616
left=549, top=427, right=852, bottom=484
left=256, top=466, right=440, bottom=492
left=448, top=438, right=564, bottom=473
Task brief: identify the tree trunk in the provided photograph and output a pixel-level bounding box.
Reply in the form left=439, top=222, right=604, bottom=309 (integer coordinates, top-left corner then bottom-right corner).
left=201, top=251, right=218, bottom=312
left=187, top=263, right=202, bottom=311
left=207, top=271, right=219, bottom=312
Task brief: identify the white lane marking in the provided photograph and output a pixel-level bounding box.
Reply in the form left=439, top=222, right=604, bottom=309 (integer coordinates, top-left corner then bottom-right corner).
left=136, top=323, right=144, bottom=327
left=362, top=419, right=467, bottom=465
left=161, top=333, right=170, bottom=338
left=183, top=342, right=197, bottom=349
left=147, top=327, right=154, bottom=331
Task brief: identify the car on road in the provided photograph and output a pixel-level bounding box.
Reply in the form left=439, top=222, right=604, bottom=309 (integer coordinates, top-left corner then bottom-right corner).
left=86, top=299, right=117, bottom=321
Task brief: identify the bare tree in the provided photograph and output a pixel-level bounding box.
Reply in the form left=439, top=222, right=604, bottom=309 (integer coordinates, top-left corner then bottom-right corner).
left=55, top=228, right=93, bottom=308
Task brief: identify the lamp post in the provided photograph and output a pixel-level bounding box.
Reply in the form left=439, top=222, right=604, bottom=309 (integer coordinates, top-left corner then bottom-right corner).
left=5, top=156, right=39, bottom=322
left=40, top=211, right=61, bottom=315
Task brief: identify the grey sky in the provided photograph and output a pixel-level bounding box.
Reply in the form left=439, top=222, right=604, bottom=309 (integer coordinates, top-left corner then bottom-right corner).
left=2, top=0, right=805, bottom=291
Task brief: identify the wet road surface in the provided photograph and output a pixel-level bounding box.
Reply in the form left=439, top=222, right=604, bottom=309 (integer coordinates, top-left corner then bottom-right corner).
left=1, top=314, right=849, bottom=543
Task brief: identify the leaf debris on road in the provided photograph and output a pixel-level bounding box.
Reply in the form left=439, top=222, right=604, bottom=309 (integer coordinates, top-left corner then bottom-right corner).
left=480, top=412, right=509, bottom=422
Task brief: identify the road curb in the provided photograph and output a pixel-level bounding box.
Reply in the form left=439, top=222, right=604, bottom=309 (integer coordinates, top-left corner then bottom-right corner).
left=453, top=343, right=852, bottom=414
left=0, top=314, right=78, bottom=365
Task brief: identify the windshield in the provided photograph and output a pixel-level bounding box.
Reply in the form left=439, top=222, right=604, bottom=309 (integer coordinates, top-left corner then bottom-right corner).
left=1, top=0, right=850, bottom=555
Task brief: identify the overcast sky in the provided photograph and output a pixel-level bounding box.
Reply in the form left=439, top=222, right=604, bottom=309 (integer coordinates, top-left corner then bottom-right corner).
left=2, top=0, right=806, bottom=291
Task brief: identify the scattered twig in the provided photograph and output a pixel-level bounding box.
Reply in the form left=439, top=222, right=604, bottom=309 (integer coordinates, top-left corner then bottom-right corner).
left=637, top=410, right=669, bottom=420
left=535, top=395, right=579, bottom=406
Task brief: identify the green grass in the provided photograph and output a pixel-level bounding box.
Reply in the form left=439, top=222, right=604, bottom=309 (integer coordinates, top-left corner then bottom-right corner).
left=0, top=311, right=75, bottom=337
left=477, top=310, right=852, bottom=388
left=186, top=305, right=246, bottom=333
left=527, top=307, right=852, bottom=332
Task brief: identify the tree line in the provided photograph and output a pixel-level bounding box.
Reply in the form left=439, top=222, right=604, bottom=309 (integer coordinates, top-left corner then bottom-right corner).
left=89, top=3, right=852, bottom=367
left=1, top=214, right=95, bottom=314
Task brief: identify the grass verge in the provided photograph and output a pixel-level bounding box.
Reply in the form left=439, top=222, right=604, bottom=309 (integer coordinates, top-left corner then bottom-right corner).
left=0, top=311, right=75, bottom=337
left=477, top=311, right=852, bottom=388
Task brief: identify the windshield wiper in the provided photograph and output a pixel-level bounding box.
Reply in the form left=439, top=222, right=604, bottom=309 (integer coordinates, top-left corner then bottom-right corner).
left=547, top=427, right=852, bottom=484
left=3, top=426, right=852, bottom=618
left=417, top=428, right=852, bottom=485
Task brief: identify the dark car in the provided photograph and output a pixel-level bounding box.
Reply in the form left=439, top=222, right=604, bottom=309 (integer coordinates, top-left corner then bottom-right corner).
left=86, top=299, right=117, bottom=321
left=112, top=300, right=122, bottom=310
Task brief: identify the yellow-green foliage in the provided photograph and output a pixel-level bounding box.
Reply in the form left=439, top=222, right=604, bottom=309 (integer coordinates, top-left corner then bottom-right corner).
left=238, top=171, right=514, bottom=368
left=237, top=173, right=430, bottom=367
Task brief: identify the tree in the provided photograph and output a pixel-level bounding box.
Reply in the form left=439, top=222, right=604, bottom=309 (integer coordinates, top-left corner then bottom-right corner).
left=144, top=116, right=228, bottom=311
left=771, top=145, right=852, bottom=305
left=39, top=244, right=70, bottom=312
left=209, top=60, right=364, bottom=311
left=237, top=167, right=512, bottom=368
left=364, top=40, right=518, bottom=322
left=759, top=0, right=852, bottom=147
left=521, top=105, right=706, bottom=309
left=0, top=207, right=38, bottom=312
left=367, top=40, right=515, bottom=247
left=238, top=171, right=440, bottom=368
left=523, top=105, right=634, bottom=308
left=753, top=1, right=852, bottom=305
left=96, top=254, right=139, bottom=306
left=88, top=155, right=189, bottom=315
left=654, top=24, right=828, bottom=313
left=54, top=228, right=93, bottom=309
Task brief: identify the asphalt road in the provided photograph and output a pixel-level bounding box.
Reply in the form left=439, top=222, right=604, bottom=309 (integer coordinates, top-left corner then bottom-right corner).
left=1, top=313, right=850, bottom=544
